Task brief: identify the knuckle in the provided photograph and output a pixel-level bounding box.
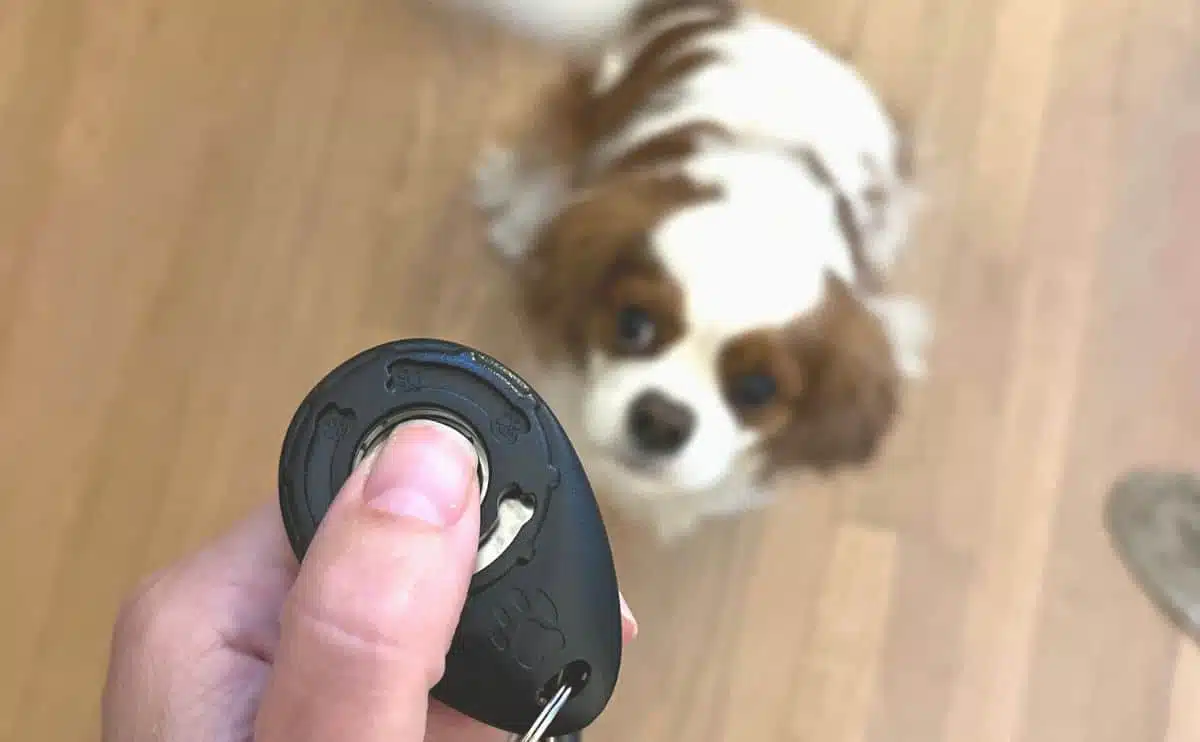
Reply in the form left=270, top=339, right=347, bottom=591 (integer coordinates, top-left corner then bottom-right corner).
left=112, top=573, right=165, bottom=642
left=110, top=569, right=190, bottom=655
left=287, top=592, right=412, bottom=657
left=283, top=589, right=446, bottom=690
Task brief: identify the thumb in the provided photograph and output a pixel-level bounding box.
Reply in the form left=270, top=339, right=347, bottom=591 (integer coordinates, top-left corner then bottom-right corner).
left=256, top=420, right=482, bottom=742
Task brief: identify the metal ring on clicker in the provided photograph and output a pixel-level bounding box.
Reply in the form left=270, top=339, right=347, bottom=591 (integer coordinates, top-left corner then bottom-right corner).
left=350, top=405, right=492, bottom=508
left=277, top=338, right=556, bottom=586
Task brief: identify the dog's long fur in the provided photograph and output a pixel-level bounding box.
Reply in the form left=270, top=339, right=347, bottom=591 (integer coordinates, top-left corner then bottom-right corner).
left=438, top=0, right=932, bottom=542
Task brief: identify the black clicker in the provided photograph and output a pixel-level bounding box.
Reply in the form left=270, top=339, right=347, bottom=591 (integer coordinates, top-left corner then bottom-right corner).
left=277, top=338, right=623, bottom=741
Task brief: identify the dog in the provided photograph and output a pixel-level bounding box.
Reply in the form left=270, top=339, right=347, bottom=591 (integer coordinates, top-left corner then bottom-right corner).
left=443, top=0, right=933, bottom=543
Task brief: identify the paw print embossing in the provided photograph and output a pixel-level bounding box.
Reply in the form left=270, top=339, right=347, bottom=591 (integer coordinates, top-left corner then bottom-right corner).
left=316, top=404, right=354, bottom=442
left=488, top=588, right=567, bottom=672
left=491, top=412, right=528, bottom=445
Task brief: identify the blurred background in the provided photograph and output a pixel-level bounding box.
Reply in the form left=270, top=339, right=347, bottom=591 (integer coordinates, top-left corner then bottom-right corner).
left=1, top=0, right=1198, bottom=739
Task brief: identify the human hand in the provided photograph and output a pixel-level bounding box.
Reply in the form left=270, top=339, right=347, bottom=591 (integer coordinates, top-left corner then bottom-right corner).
left=101, top=420, right=637, bottom=742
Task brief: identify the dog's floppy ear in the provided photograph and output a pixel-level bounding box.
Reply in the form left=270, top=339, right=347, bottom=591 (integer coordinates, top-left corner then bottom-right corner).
left=766, top=275, right=900, bottom=473
left=516, top=172, right=714, bottom=363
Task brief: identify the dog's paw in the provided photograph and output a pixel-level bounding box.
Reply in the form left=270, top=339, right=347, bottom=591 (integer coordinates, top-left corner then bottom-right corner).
left=474, top=146, right=520, bottom=212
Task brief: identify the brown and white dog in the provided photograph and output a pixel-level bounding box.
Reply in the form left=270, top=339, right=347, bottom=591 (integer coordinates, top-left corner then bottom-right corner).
left=445, top=0, right=932, bottom=543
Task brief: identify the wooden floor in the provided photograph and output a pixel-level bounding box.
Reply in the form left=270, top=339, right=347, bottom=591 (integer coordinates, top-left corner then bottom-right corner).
left=2, top=0, right=1199, bottom=739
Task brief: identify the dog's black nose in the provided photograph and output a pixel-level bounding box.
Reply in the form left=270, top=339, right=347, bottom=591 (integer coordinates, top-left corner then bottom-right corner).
left=628, top=390, right=695, bottom=455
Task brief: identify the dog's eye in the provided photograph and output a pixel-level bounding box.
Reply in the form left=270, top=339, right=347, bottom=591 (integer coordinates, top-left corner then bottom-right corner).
left=614, top=304, right=657, bottom=353
left=730, top=372, right=778, bottom=408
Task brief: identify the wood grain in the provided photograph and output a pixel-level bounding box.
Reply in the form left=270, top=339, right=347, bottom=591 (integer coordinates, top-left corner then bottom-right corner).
left=1, top=0, right=1198, bottom=740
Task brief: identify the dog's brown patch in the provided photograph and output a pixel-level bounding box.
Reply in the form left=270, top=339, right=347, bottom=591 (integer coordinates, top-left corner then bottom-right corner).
left=603, top=121, right=734, bottom=176
left=587, top=5, right=736, bottom=143
left=507, top=0, right=739, bottom=187
left=505, top=4, right=739, bottom=365
left=518, top=172, right=719, bottom=364
left=719, top=274, right=899, bottom=475
left=718, top=330, right=807, bottom=436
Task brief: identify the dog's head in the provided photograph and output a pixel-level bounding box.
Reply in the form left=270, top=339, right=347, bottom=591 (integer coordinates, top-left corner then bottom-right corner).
left=519, top=148, right=905, bottom=499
